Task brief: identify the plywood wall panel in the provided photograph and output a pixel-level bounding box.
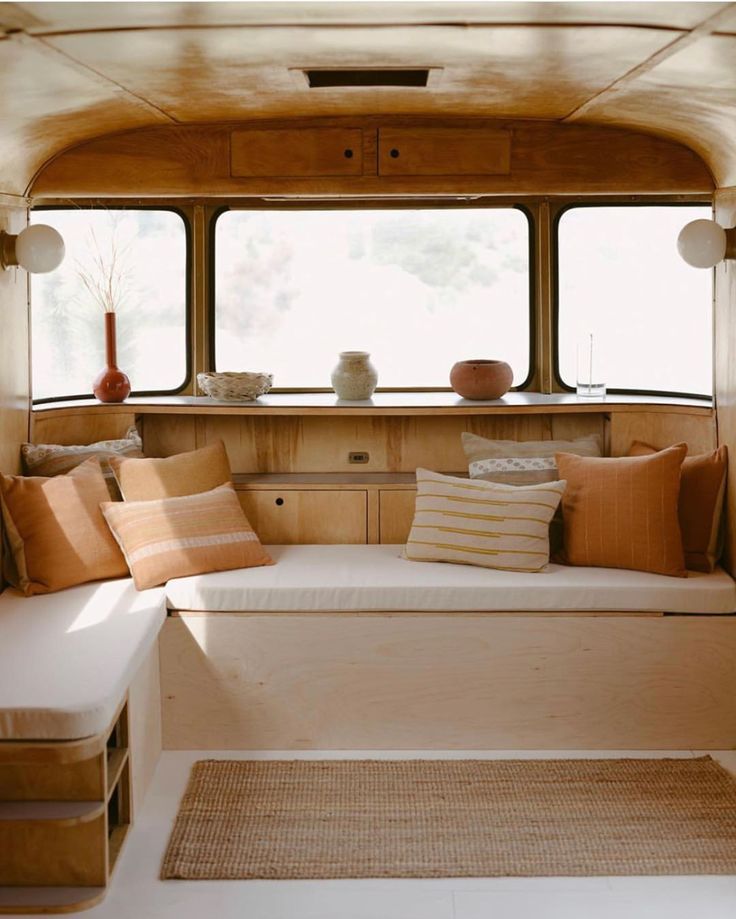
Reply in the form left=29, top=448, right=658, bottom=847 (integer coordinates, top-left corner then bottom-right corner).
left=30, top=410, right=135, bottom=446
left=158, top=412, right=578, bottom=474
left=0, top=205, right=29, bottom=587
left=609, top=411, right=716, bottom=457
left=714, top=187, right=736, bottom=575
left=138, top=414, right=197, bottom=457
left=0, top=207, right=29, bottom=473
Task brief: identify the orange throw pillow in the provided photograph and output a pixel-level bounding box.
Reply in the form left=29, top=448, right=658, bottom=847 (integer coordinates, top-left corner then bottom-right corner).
left=628, top=441, right=728, bottom=573
left=0, top=457, right=128, bottom=596
left=556, top=444, right=687, bottom=577
left=102, top=483, right=273, bottom=590
left=110, top=441, right=232, bottom=501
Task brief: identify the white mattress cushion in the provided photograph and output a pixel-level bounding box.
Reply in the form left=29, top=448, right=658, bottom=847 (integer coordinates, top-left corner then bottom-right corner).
left=166, top=544, right=736, bottom=615
left=0, top=578, right=166, bottom=741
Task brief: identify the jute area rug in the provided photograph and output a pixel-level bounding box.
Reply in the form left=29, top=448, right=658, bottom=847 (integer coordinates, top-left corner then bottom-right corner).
left=161, top=757, right=736, bottom=879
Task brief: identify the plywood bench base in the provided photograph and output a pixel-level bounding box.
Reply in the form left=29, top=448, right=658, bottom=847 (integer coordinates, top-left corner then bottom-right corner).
left=0, top=644, right=161, bottom=915
left=161, top=612, right=736, bottom=750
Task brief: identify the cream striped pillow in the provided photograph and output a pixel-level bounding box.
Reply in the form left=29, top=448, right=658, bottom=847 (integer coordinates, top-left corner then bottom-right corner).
left=404, top=468, right=566, bottom=572
left=102, top=483, right=273, bottom=590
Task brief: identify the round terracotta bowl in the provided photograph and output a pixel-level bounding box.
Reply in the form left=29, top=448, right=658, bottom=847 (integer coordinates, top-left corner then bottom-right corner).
left=449, top=359, right=513, bottom=400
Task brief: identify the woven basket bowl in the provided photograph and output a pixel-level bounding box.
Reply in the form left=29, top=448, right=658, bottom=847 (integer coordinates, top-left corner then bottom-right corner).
left=197, top=371, right=273, bottom=401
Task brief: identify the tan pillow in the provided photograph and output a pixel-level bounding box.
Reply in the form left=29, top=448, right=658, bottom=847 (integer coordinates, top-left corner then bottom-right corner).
left=556, top=445, right=688, bottom=577
left=0, top=457, right=128, bottom=596
left=102, top=483, right=273, bottom=591
left=21, top=427, right=143, bottom=500
left=404, top=468, right=565, bottom=572
left=628, top=441, right=728, bottom=573
left=462, top=432, right=602, bottom=485
left=110, top=441, right=232, bottom=501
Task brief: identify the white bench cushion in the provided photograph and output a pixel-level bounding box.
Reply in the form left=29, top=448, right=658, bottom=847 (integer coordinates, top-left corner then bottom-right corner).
left=165, top=544, right=736, bottom=615
left=0, top=578, right=166, bottom=741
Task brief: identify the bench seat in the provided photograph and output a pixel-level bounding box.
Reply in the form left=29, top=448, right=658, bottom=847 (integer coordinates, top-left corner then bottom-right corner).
left=165, top=544, right=736, bottom=615
left=0, top=579, right=166, bottom=740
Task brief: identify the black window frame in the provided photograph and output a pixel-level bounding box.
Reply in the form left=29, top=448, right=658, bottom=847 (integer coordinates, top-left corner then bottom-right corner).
left=30, top=204, right=192, bottom=405
left=209, top=200, right=536, bottom=392
left=552, top=200, right=713, bottom=401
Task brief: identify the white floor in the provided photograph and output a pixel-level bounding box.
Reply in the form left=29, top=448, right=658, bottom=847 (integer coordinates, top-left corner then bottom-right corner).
left=80, top=750, right=736, bottom=919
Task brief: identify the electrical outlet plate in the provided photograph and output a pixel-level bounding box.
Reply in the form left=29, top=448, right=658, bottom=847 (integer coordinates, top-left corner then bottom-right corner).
left=349, top=452, right=369, bottom=464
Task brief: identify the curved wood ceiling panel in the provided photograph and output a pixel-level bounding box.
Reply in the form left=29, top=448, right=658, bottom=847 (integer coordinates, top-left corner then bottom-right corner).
left=569, top=33, right=736, bottom=185
left=0, top=2, right=734, bottom=195
left=43, top=25, right=681, bottom=123
left=4, top=2, right=729, bottom=32
left=0, top=33, right=169, bottom=195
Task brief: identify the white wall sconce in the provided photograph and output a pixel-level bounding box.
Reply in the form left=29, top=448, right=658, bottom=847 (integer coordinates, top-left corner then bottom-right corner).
left=677, top=218, right=736, bottom=269
left=0, top=225, right=65, bottom=273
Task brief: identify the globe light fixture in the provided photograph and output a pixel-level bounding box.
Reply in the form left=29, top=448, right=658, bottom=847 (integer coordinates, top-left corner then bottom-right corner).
left=677, top=218, right=735, bottom=269
left=0, top=224, right=65, bottom=273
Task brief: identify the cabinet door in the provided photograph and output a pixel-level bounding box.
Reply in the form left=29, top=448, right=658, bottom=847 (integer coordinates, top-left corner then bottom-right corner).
left=237, top=489, right=367, bottom=544
left=231, top=128, right=363, bottom=177
left=378, top=127, right=511, bottom=176
left=379, top=490, right=417, bottom=544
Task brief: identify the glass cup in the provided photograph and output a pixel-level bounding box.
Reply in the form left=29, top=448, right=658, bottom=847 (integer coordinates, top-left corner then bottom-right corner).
left=576, top=333, right=606, bottom=398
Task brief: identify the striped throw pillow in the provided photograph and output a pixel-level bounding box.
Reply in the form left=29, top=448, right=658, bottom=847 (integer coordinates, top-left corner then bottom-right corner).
left=102, top=483, right=273, bottom=590
left=404, top=468, right=566, bottom=572
left=461, top=432, right=602, bottom=485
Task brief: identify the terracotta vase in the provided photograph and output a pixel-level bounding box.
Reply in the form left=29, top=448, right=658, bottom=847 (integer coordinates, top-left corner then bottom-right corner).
left=93, top=312, right=131, bottom=403
left=450, top=359, right=513, bottom=400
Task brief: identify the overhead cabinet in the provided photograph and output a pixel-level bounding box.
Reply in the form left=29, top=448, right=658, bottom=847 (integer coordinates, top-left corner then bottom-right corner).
left=230, top=128, right=364, bottom=177
left=377, top=127, right=512, bottom=176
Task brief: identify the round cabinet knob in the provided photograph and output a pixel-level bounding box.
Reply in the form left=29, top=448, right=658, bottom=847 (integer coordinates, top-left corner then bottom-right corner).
left=275, top=497, right=284, bottom=506
left=389, top=148, right=400, bottom=159
left=344, top=148, right=354, bottom=159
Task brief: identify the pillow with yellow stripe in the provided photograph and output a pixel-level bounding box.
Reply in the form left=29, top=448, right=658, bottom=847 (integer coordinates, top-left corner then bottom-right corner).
left=101, top=483, right=273, bottom=590
left=403, top=468, right=566, bottom=572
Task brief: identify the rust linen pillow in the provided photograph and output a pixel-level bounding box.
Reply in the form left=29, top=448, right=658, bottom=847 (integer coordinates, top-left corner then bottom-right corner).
left=101, top=483, right=273, bottom=590
left=21, top=427, right=143, bottom=500
left=628, top=441, right=728, bottom=573
left=0, top=457, right=128, bottom=596
left=556, top=445, right=688, bottom=577
left=109, top=440, right=232, bottom=501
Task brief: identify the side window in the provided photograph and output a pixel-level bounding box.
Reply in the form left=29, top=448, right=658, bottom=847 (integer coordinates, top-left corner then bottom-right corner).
left=556, top=205, right=712, bottom=396
left=31, top=208, right=189, bottom=401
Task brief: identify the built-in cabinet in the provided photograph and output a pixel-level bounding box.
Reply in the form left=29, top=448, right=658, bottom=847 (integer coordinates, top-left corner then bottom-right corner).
left=231, top=127, right=364, bottom=177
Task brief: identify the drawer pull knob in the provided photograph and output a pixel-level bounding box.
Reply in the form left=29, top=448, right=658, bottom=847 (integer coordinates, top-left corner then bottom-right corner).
left=275, top=497, right=284, bottom=506
left=389, top=148, right=400, bottom=158
left=344, top=148, right=354, bottom=159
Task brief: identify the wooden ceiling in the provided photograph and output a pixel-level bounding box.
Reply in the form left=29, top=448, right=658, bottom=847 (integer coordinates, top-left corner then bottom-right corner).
left=1, top=1, right=735, bottom=197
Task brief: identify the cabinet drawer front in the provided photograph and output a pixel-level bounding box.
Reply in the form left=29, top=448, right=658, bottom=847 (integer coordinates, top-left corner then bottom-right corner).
left=379, top=489, right=417, bottom=544
left=231, top=128, right=363, bottom=177
left=237, top=489, right=367, bottom=544
left=378, top=127, right=511, bottom=176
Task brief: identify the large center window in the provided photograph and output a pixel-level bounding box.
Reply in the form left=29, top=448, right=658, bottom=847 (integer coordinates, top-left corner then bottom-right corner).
left=213, top=206, right=532, bottom=390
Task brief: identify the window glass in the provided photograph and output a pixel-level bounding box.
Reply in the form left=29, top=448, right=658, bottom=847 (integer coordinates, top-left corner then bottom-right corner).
left=214, top=207, right=531, bottom=389
left=31, top=209, right=187, bottom=400
left=556, top=205, right=712, bottom=396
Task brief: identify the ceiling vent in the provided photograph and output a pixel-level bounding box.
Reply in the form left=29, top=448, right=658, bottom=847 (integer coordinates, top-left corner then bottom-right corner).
left=305, top=69, right=430, bottom=88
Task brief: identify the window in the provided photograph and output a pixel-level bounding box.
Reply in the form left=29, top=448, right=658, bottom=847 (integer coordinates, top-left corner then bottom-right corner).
left=556, top=204, right=713, bottom=397
left=214, top=206, right=532, bottom=389
left=31, top=208, right=188, bottom=401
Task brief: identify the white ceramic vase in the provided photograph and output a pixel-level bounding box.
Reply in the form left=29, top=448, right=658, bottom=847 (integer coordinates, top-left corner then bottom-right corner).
left=330, top=351, right=378, bottom=400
